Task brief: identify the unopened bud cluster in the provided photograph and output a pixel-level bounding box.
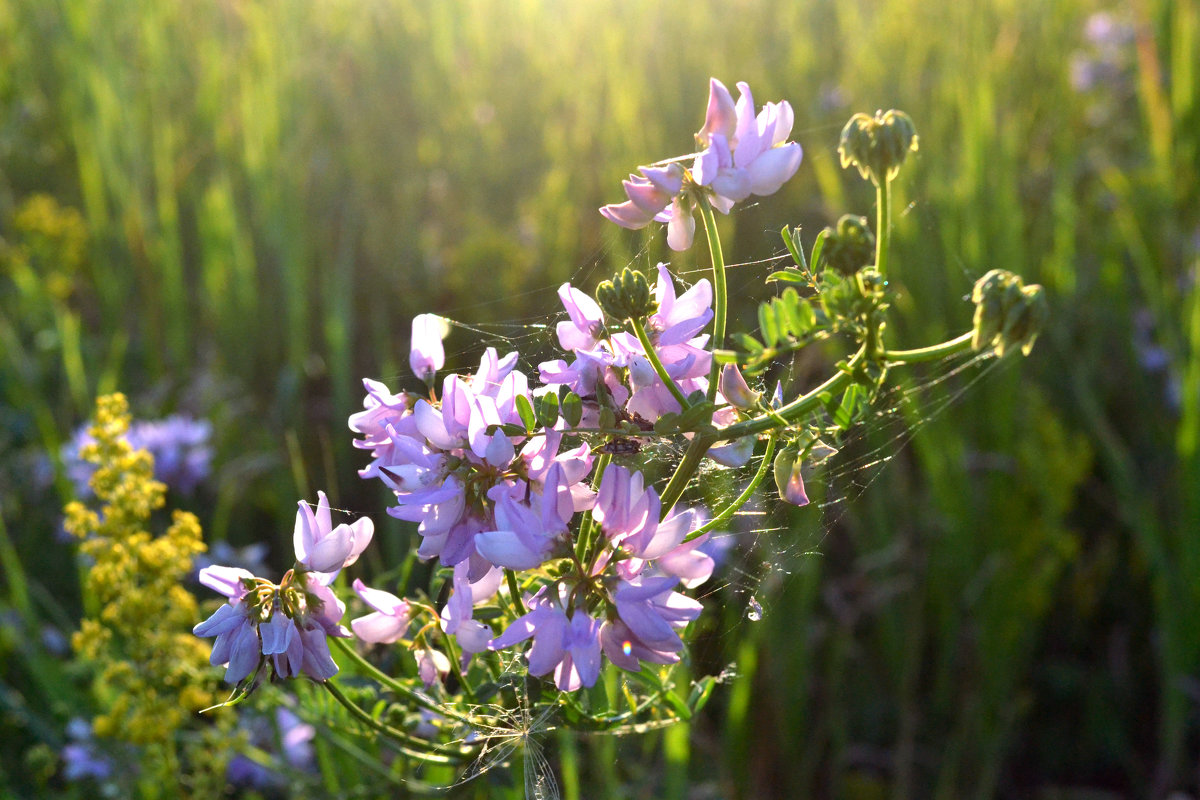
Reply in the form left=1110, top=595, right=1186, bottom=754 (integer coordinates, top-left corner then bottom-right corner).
left=971, top=269, right=1048, bottom=356
left=596, top=266, right=656, bottom=320
left=821, top=214, right=876, bottom=275
left=838, top=109, right=919, bottom=184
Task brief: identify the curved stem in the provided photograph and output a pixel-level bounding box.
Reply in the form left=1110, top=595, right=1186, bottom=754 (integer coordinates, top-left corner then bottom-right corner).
left=658, top=430, right=718, bottom=517
left=505, top=569, right=528, bottom=617
left=883, top=331, right=975, bottom=363
left=720, top=347, right=867, bottom=441
left=330, top=637, right=478, bottom=726
left=322, top=679, right=478, bottom=764
left=630, top=316, right=690, bottom=410
left=697, top=196, right=727, bottom=402
left=683, top=434, right=777, bottom=542
left=875, top=176, right=891, bottom=278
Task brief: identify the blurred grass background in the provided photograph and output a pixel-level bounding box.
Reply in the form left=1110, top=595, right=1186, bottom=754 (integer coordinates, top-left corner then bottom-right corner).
left=0, top=0, right=1197, bottom=796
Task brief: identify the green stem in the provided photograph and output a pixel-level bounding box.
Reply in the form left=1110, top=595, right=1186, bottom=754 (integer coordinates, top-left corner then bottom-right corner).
left=683, top=434, right=778, bottom=542
left=322, top=679, right=477, bottom=763
left=578, top=453, right=611, bottom=568
left=720, top=347, right=867, bottom=441
left=719, top=331, right=976, bottom=442
left=505, top=569, right=528, bottom=616
left=875, top=175, right=891, bottom=278
left=658, top=430, right=719, bottom=517
left=330, top=637, right=478, bottom=726
left=697, top=196, right=727, bottom=402
left=884, top=331, right=975, bottom=363
left=630, top=316, right=690, bottom=410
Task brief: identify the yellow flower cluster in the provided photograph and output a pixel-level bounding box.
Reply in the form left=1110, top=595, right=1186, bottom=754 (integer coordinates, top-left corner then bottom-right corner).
left=64, top=394, right=225, bottom=748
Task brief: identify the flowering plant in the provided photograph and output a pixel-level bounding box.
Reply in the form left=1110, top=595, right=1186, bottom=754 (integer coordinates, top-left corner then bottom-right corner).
left=194, top=79, right=1045, bottom=785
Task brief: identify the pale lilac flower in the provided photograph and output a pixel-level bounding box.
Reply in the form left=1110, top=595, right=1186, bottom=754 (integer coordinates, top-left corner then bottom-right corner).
left=194, top=599, right=260, bottom=684
left=353, top=348, right=594, bottom=571
left=488, top=586, right=602, bottom=692
left=441, top=560, right=503, bottom=666
left=416, top=648, right=451, bottom=688
left=351, top=578, right=412, bottom=644
left=693, top=79, right=803, bottom=206
left=612, top=575, right=702, bottom=654
left=474, top=463, right=575, bottom=570
left=194, top=564, right=349, bottom=683
left=293, top=491, right=374, bottom=581
left=592, top=465, right=709, bottom=583
left=410, top=313, right=449, bottom=383
left=779, top=456, right=810, bottom=507
left=600, top=78, right=802, bottom=251
left=600, top=164, right=697, bottom=251
left=599, top=617, right=680, bottom=672
left=609, top=266, right=712, bottom=420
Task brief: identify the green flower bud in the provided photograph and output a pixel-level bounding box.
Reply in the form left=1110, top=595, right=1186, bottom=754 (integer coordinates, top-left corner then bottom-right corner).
left=595, top=267, right=657, bottom=320
left=970, top=269, right=1047, bottom=356
left=820, top=214, right=876, bottom=275
left=838, top=109, right=919, bottom=184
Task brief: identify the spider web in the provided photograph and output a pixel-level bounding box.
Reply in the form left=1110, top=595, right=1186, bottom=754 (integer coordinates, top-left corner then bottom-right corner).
left=334, top=189, right=1013, bottom=796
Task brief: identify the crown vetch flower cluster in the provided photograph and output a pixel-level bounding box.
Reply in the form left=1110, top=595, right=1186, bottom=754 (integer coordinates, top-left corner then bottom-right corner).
left=601, top=78, right=803, bottom=250
left=194, top=492, right=372, bottom=683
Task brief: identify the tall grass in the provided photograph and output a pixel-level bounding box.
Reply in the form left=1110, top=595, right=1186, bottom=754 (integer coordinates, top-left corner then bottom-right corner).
left=0, top=0, right=1197, bottom=796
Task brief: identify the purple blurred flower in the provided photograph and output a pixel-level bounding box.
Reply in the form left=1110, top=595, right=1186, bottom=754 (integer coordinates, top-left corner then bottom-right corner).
left=62, top=718, right=113, bottom=782
left=61, top=413, right=213, bottom=496
left=227, top=708, right=315, bottom=788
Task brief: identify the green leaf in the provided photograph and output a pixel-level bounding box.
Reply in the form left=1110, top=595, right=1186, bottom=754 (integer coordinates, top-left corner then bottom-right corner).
left=515, top=394, right=537, bottom=431
left=535, top=392, right=559, bottom=427
left=687, top=677, right=717, bottom=716
left=777, top=224, right=806, bottom=271
left=663, top=690, right=692, bottom=721
left=561, top=391, right=583, bottom=427
left=835, top=384, right=862, bottom=430
left=677, top=401, right=716, bottom=433
left=653, top=412, right=681, bottom=435
left=766, top=269, right=808, bottom=285
left=598, top=406, right=617, bottom=431
left=733, top=332, right=764, bottom=354
left=712, top=349, right=740, bottom=364
left=776, top=289, right=802, bottom=337
left=758, top=301, right=780, bottom=347
left=809, top=228, right=828, bottom=271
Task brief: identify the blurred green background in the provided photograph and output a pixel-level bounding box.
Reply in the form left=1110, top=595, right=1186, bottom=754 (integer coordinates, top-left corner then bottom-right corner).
left=0, top=0, right=1197, bottom=797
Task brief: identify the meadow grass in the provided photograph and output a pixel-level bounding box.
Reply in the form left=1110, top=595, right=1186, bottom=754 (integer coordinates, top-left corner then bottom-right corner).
left=0, top=0, right=1197, bottom=796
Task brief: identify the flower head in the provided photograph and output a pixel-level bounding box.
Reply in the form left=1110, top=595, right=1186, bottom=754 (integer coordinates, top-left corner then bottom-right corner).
left=601, top=78, right=802, bottom=251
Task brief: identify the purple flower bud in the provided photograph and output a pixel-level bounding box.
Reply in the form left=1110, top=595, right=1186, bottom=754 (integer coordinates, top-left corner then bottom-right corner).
left=409, top=314, right=449, bottom=383
left=719, top=363, right=760, bottom=409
